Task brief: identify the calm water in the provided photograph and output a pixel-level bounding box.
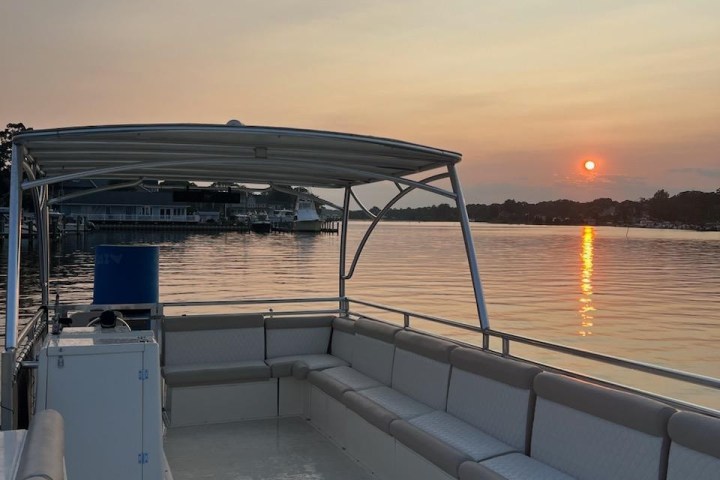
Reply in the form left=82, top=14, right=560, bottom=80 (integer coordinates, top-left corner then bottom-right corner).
left=2, top=222, right=719, bottom=409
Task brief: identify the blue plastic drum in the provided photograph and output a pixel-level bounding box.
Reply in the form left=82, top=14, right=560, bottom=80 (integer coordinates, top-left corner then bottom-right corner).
left=93, top=245, right=159, bottom=305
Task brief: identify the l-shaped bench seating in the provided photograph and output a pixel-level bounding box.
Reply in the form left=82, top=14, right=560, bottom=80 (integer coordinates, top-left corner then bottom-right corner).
left=160, top=314, right=720, bottom=480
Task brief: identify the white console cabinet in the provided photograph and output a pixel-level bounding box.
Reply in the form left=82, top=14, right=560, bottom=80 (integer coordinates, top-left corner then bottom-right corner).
left=36, top=327, right=162, bottom=480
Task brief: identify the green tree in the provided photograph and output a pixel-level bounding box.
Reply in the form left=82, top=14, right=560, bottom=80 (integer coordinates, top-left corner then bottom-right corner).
left=649, top=189, right=671, bottom=220
left=1, top=123, right=32, bottom=205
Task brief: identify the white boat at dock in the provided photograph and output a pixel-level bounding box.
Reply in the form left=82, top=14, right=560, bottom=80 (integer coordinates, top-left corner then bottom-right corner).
left=294, top=197, right=322, bottom=232
left=2, top=123, right=718, bottom=480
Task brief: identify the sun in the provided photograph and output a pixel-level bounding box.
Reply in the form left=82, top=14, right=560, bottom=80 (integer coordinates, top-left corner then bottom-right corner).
left=584, top=160, right=596, bottom=171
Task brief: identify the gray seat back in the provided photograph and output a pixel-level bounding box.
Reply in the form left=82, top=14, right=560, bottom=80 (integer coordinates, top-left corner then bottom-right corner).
left=265, top=315, right=334, bottom=359
left=331, top=317, right=355, bottom=364
left=352, top=318, right=401, bottom=385
left=667, top=411, right=720, bottom=480
left=448, top=348, right=540, bottom=452
left=532, top=372, right=675, bottom=480
left=15, top=409, right=65, bottom=480
left=163, top=314, right=265, bottom=366
left=392, top=330, right=456, bottom=410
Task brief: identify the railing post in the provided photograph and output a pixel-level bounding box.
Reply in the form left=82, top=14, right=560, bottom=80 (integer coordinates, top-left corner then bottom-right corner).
left=5, top=143, right=23, bottom=350
left=448, top=164, right=490, bottom=330
left=2, top=143, right=24, bottom=430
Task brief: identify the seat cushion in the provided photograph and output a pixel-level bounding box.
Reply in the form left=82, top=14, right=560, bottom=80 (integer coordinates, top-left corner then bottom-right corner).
left=357, top=386, right=433, bottom=419
left=308, top=371, right=353, bottom=401
left=265, top=354, right=348, bottom=378
left=392, top=333, right=454, bottom=410
left=343, top=390, right=400, bottom=434
left=460, top=453, right=576, bottom=480
left=667, top=411, right=720, bottom=480
left=405, top=411, right=516, bottom=461
left=265, top=316, right=334, bottom=358
left=320, top=366, right=382, bottom=391
left=352, top=319, right=401, bottom=385
left=162, top=360, right=270, bottom=387
left=390, top=419, right=472, bottom=477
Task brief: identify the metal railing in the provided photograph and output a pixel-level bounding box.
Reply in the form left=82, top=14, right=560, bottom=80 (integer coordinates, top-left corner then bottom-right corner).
left=346, top=297, right=720, bottom=416
left=6, top=295, right=719, bottom=430
left=1, top=307, right=49, bottom=429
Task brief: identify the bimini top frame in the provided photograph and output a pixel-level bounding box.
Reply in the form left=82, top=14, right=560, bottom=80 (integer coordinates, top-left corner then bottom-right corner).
left=14, top=123, right=461, bottom=188
left=4, top=123, right=489, bottom=352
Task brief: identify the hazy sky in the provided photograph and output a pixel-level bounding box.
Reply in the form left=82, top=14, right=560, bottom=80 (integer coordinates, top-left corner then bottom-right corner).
left=1, top=0, right=718, bottom=206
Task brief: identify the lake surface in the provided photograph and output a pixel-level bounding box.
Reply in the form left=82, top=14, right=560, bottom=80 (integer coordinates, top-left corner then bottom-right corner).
left=2, top=222, right=719, bottom=409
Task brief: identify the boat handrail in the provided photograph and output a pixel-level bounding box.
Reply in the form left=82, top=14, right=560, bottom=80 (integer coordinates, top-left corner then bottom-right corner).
left=163, top=296, right=342, bottom=308
left=8, top=295, right=717, bottom=428
left=346, top=296, right=720, bottom=393
left=38, top=296, right=720, bottom=396
left=17, top=307, right=47, bottom=347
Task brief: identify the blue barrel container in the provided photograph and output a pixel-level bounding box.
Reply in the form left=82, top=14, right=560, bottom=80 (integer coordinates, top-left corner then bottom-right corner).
left=93, top=245, right=159, bottom=305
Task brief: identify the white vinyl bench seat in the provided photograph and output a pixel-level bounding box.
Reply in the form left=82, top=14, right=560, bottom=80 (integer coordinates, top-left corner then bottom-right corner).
left=162, top=313, right=274, bottom=426
left=393, top=411, right=516, bottom=467
left=666, top=411, right=720, bottom=480
left=308, top=318, right=398, bottom=398
left=265, top=316, right=349, bottom=378
left=461, top=372, right=676, bottom=480
left=339, top=329, right=456, bottom=432
left=311, top=365, right=382, bottom=391
left=391, top=346, right=540, bottom=477
left=266, top=354, right=348, bottom=379
left=459, top=453, right=576, bottom=480
left=355, top=385, right=434, bottom=419
left=162, top=314, right=268, bottom=386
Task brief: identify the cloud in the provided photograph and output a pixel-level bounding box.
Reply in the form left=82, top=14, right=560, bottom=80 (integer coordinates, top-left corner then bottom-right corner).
left=668, top=167, right=720, bottom=178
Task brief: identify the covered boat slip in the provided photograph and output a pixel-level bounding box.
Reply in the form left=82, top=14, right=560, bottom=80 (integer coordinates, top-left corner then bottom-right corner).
left=3, top=123, right=720, bottom=480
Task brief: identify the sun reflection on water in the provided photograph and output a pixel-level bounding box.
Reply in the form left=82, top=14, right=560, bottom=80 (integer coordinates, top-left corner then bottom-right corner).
left=579, top=226, right=596, bottom=336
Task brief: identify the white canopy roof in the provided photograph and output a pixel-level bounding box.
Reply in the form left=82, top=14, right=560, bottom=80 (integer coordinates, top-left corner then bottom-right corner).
left=13, top=124, right=461, bottom=188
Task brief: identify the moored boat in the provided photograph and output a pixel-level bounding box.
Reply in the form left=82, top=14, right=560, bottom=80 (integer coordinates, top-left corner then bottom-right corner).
left=294, top=197, right=322, bottom=232
left=249, top=211, right=272, bottom=233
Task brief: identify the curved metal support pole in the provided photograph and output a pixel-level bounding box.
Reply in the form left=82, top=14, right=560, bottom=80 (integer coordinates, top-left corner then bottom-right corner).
left=344, top=172, right=449, bottom=280
left=20, top=163, right=50, bottom=307
left=39, top=186, right=50, bottom=306
left=448, top=164, right=489, bottom=329
left=338, top=187, right=351, bottom=314
left=349, top=188, right=376, bottom=219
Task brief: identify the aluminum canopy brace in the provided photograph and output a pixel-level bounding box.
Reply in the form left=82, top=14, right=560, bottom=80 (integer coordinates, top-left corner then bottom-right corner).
left=448, top=164, right=489, bottom=329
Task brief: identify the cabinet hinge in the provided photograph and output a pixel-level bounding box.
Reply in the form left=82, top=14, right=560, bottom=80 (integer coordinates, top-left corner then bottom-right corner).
left=138, top=452, right=148, bottom=464
left=138, top=369, right=148, bottom=380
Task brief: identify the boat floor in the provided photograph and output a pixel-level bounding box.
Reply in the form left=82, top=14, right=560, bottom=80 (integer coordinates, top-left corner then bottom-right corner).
left=164, top=417, right=374, bottom=480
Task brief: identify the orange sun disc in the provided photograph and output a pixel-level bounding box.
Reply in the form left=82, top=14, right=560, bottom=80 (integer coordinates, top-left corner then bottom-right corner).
left=584, top=160, right=596, bottom=171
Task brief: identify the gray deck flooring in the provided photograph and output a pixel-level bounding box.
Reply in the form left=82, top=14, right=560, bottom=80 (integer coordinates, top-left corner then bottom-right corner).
left=164, top=417, right=374, bottom=480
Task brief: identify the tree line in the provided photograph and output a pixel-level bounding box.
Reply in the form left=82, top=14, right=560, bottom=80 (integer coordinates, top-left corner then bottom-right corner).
left=350, top=189, right=720, bottom=228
